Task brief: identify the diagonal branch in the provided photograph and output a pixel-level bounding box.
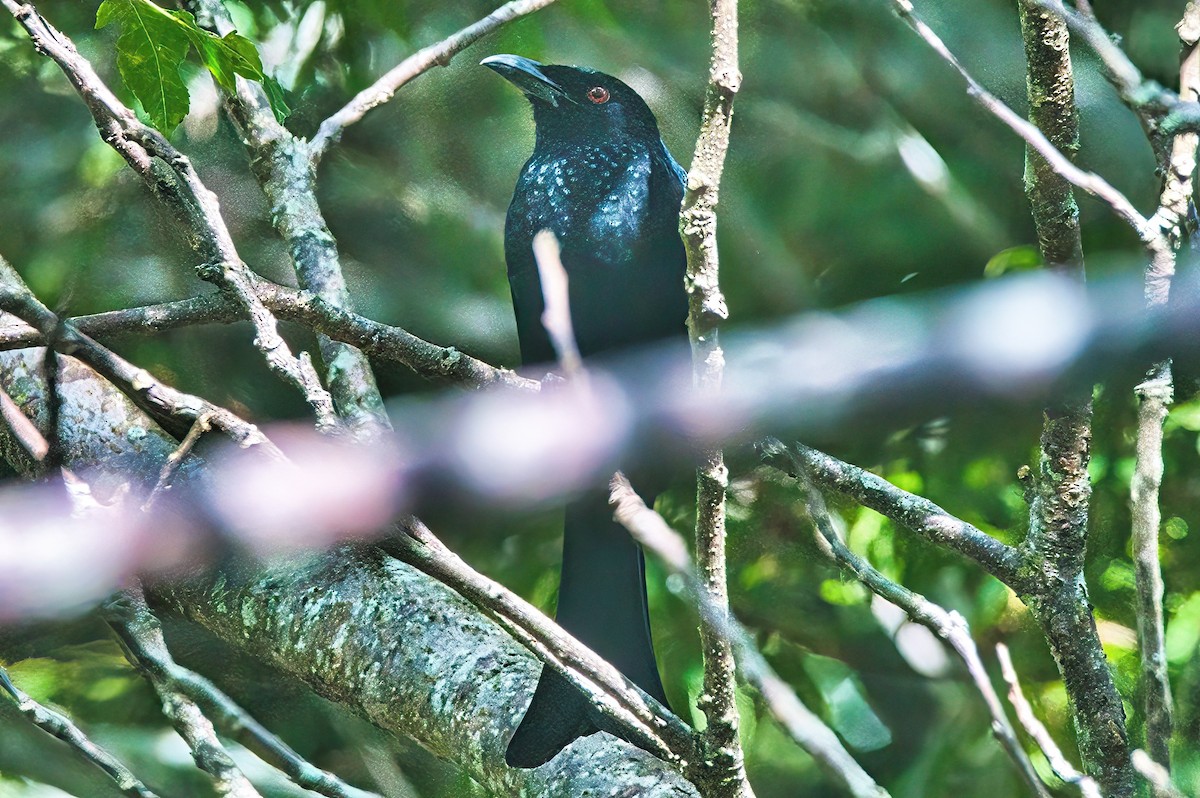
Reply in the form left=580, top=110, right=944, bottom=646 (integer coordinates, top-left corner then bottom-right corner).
left=310, top=0, right=560, bottom=160
left=0, top=278, right=538, bottom=392
left=889, top=0, right=1152, bottom=240
left=762, top=441, right=1029, bottom=590
left=0, top=665, right=160, bottom=798
left=609, top=474, right=887, bottom=798
left=788, top=470, right=1049, bottom=798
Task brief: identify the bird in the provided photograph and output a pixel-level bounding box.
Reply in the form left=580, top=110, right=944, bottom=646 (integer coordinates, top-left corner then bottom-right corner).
left=482, top=54, right=689, bottom=767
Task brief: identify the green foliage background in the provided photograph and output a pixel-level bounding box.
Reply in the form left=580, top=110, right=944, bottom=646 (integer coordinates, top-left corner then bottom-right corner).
left=0, top=0, right=1197, bottom=796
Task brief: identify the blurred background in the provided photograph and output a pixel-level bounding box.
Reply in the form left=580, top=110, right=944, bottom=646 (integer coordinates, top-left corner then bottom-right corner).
left=1, top=0, right=1198, bottom=796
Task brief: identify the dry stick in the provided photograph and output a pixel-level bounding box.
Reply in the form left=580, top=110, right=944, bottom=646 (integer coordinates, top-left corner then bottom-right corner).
left=0, top=280, right=537, bottom=392
left=0, top=257, right=280, bottom=455
left=188, top=0, right=390, bottom=441
left=1128, top=8, right=1200, bottom=770
left=143, top=412, right=213, bottom=511
left=889, top=0, right=1152, bottom=240
left=779, top=444, right=1028, bottom=589
left=310, top=0, right=560, bottom=160
left=609, top=474, right=888, bottom=798
left=997, top=644, right=1102, bottom=798
left=103, top=588, right=263, bottom=798
left=1132, top=750, right=1188, bottom=798
left=0, top=666, right=160, bottom=798
left=532, top=230, right=584, bottom=380
left=105, top=587, right=381, bottom=798
left=386, top=518, right=697, bottom=768
left=762, top=442, right=1048, bottom=797
left=680, top=2, right=748, bottom=797
left=2, top=1, right=338, bottom=430
left=0, top=382, right=48, bottom=461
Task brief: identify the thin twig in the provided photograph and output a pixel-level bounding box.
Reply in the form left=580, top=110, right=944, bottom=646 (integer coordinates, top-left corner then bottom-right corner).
left=763, top=442, right=1028, bottom=589
left=785, top=466, right=1048, bottom=798
left=1127, top=3, right=1200, bottom=771
left=0, top=279, right=537, bottom=392
left=997, top=644, right=1102, bottom=798
left=609, top=474, right=887, bottom=798
left=1132, top=750, right=1187, bottom=798
left=104, top=587, right=263, bottom=798
left=383, top=518, right=697, bottom=768
left=311, top=0, right=560, bottom=159
left=0, top=382, right=49, bottom=461
left=143, top=412, right=213, bottom=511
left=0, top=665, right=159, bottom=798
left=679, top=0, right=747, bottom=795
left=889, top=0, right=1152, bottom=239
left=532, top=230, right=584, bottom=380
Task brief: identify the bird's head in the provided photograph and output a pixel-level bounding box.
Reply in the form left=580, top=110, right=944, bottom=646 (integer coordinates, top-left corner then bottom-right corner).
left=481, top=54, right=663, bottom=144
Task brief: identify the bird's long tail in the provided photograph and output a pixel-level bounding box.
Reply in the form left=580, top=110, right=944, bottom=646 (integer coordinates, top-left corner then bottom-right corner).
left=505, top=491, right=668, bottom=767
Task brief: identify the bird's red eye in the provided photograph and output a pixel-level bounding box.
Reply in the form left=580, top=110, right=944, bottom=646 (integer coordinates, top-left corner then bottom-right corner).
left=587, top=86, right=609, bottom=104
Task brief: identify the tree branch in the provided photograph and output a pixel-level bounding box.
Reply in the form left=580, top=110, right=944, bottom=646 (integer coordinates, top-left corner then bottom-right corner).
left=762, top=442, right=1028, bottom=589
left=310, top=0, right=560, bottom=160
left=0, top=277, right=538, bottom=392
left=773, top=465, right=1048, bottom=797
left=679, top=1, right=747, bottom=795
left=3, top=0, right=339, bottom=429
left=888, top=0, right=1151, bottom=239
left=609, top=475, right=887, bottom=798
left=0, top=665, right=159, bottom=798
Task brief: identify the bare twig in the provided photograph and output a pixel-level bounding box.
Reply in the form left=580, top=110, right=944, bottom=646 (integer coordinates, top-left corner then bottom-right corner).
left=1131, top=365, right=1174, bottom=767
left=679, top=1, right=747, bottom=795
left=0, top=278, right=537, bottom=392
left=105, top=586, right=380, bottom=798
left=997, top=644, right=1102, bottom=798
left=384, top=518, right=696, bottom=768
left=1132, top=750, right=1187, bottom=798
left=889, top=0, right=1152, bottom=239
left=766, top=443, right=1028, bottom=589
left=3, top=1, right=338, bottom=430
left=0, top=382, right=48, bottom=461
left=0, top=665, right=159, bottom=798
left=1128, top=3, right=1200, bottom=771
left=532, top=230, right=584, bottom=380
left=143, top=412, right=213, bottom=511
left=609, top=474, right=887, bottom=798
left=104, top=588, right=263, bottom=798
left=311, top=0, right=560, bottom=159
left=783, top=464, right=1048, bottom=798
left=0, top=256, right=279, bottom=454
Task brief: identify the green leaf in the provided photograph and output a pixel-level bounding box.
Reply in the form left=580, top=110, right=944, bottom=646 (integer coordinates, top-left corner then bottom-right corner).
left=97, top=0, right=289, bottom=131
left=97, top=0, right=191, bottom=133
left=260, top=74, right=292, bottom=123
left=983, top=244, right=1042, bottom=278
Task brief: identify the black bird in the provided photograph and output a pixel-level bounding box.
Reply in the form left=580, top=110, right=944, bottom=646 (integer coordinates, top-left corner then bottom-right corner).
left=482, top=54, right=688, bottom=767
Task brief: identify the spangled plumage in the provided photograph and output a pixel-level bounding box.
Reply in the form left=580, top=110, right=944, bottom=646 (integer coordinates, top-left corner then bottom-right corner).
left=483, top=55, right=687, bottom=767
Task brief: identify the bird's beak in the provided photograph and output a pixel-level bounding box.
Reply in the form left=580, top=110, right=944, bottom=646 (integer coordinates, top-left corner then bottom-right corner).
left=481, top=54, right=575, bottom=107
